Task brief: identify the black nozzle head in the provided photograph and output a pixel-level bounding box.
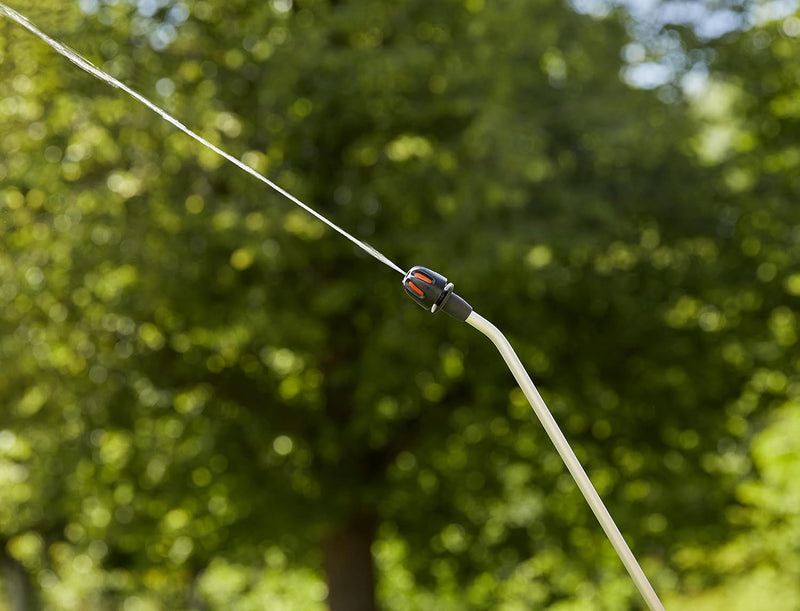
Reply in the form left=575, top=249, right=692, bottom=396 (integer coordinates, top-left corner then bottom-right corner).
left=403, top=266, right=473, bottom=321
left=403, top=266, right=449, bottom=310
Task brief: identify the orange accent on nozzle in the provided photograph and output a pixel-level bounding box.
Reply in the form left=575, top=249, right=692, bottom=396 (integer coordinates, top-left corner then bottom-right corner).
left=408, top=282, right=424, bottom=297
left=413, top=272, right=432, bottom=284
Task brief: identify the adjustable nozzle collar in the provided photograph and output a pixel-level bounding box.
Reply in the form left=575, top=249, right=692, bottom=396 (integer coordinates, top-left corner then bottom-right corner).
left=403, top=266, right=473, bottom=321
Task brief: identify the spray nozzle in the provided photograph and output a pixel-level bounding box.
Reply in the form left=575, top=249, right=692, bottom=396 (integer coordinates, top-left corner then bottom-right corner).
left=402, top=266, right=473, bottom=321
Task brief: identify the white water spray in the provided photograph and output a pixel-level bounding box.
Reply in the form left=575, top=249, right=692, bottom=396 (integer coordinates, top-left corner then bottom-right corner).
left=0, top=2, right=407, bottom=276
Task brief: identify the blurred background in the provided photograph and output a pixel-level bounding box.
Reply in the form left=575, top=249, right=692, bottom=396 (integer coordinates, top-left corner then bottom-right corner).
left=1, top=0, right=799, bottom=609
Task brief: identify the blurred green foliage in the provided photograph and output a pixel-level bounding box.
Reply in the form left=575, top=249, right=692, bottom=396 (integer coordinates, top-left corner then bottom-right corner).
left=1, top=0, right=800, bottom=609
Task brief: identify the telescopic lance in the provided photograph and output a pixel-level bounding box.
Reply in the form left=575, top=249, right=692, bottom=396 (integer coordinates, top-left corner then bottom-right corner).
left=403, top=266, right=666, bottom=611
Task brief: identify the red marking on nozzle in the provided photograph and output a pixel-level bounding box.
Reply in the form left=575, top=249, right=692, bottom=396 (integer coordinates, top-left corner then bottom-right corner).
left=413, top=272, right=433, bottom=284
left=408, top=282, right=424, bottom=297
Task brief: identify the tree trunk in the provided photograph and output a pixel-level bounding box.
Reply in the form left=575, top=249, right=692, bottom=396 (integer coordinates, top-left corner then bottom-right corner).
left=188, top=568, right=208, bottom=611
left=322, top=515, right=377, bottom=611
left=1, top=549, right=36, bottom=611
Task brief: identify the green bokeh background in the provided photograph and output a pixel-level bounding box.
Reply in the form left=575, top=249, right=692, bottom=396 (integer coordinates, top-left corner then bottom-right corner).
left=1, top=0, right=799, bottom=608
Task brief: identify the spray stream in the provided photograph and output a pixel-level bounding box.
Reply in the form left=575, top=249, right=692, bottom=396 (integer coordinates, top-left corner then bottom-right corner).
left=0, top=2, right=406, bottom=276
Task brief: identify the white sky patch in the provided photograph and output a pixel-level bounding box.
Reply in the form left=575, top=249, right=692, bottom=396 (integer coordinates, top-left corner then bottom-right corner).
left=681, top=64, right=709, bottom=99
left=621, top=62, right=674, bottom=89
left=752, top=0, right=799, bottom=24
